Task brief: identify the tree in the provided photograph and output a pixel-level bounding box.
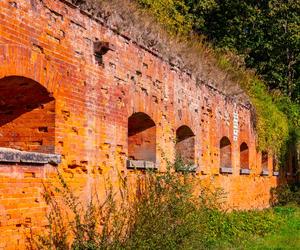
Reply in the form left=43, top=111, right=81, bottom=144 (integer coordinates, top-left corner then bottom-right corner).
left=192, top=0, right=300, bottom=102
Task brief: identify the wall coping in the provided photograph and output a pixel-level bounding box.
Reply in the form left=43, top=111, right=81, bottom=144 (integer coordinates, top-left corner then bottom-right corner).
left=0, top=148, right=61, bottom=165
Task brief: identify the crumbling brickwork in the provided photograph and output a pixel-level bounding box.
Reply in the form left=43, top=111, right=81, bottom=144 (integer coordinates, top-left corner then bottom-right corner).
left=0, top=0, right=286, bottom=248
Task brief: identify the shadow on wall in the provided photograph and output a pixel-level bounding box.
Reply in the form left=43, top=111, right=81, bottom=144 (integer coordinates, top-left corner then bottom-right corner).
left=0, top=76, right=55, bottom=153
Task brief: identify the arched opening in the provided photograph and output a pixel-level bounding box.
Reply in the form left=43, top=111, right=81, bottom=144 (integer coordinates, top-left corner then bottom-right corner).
left=240, top=142, right=249, bottom=169
left=175, top=125, right=195, bottom=165
left=220, top=136, right=232, bottom=168
left=0, top=76, right=55, bottom=153
left=128, top=112, right=156, bottom=163
left=261, top=151, right=268, bottom=170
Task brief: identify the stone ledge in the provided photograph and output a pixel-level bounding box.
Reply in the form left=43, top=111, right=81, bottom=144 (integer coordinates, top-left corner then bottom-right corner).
left=127, top=159, right=157, bottom=170
left=220, top=167, right=233, bottom=174
left=176, top=164, right=197, bottom=173
left=240, top=168, right=251, bottom=175
left=261, top=170, right=269, bottom=176
left=0, top=148, right=61, bottom=165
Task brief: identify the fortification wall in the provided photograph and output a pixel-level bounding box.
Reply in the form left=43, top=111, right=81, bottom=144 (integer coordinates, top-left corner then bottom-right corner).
left=0, top=0, right=282, bottom=248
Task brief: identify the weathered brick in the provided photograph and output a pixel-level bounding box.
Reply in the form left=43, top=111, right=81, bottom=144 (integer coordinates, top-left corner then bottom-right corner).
left=0, top=0, right=291, bottom=248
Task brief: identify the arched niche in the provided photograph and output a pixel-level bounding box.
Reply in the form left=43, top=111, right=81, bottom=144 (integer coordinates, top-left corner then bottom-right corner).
left=128, top=112, right=156, bottom=162
left=220, top=136, right=232, bottom=168
left=0, top=76, right=55, bottom=153
left=240, top=142, right=249, bottom=169
left=175, top=125, right=195, bottom=165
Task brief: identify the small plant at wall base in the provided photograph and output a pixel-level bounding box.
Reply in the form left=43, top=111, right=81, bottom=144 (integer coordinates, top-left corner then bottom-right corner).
left=32, top=160, right=288, bottom=249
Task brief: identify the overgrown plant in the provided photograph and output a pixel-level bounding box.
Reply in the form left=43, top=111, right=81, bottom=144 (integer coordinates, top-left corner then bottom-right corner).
left=31, top=159, right=283, bottom=249
left=271, top=184, right=300, bottom=206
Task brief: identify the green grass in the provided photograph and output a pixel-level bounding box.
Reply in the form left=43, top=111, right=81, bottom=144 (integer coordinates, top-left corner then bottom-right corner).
left=242, top=206, right=300, bottom=250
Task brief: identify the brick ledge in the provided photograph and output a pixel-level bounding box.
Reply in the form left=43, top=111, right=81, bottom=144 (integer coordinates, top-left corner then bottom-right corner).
left=0, top=148, right=61, bottom=165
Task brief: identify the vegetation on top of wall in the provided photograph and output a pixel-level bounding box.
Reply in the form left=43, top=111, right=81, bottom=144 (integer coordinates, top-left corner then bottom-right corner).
left=68, top=0, right=299, bottom=160
left=134, top=0, right=300, bottom=160
left=134, top=0, right=299, bottom=160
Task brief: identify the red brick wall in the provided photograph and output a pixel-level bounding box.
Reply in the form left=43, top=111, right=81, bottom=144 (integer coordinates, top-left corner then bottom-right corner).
left=0, top=0, right=283, bottom=248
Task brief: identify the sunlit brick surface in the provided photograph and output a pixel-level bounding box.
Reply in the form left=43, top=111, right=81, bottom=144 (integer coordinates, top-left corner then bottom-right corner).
left=0, top=0, right=282, bottom=248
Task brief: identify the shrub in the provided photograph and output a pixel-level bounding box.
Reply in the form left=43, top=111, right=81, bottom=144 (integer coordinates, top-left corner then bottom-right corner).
left=271, top=184, right=300, bottom=206
left=31, top=159, right=286, bottom=249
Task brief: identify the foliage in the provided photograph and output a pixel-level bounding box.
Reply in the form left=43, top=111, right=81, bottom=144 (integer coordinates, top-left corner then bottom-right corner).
left=243, top=206, right=300, bottom=250
left=136, top=0, right=193, bottom=36
left=271, top=184, right=300, bottom=206
left=33, top=161, right=285, bottom=249
left=247, top=79, right=289, bottom=156
left=194, top=0, right=300, bottom=103
left=215, top=52, right=290, bottom=156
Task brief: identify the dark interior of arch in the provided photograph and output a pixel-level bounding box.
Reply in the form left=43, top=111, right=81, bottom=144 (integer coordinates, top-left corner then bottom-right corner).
left=175, top=125, right=195, bottom=164
left=0, top=76, right=55, bottom=153
left=240, top=142, right=249, bottom=169
left=220, top=136, right=231, bottom=168
left=128, top=112, right=156, bottom=162
left=261, top=151, right=268, bottom=170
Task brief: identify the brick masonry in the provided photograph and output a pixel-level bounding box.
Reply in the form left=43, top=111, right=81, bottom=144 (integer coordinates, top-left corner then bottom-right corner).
left=0, top=0, right=288, bottom=248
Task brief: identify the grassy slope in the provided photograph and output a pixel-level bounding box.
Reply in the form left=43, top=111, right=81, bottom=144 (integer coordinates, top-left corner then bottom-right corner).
left=243, top=206, right=300, bottom=250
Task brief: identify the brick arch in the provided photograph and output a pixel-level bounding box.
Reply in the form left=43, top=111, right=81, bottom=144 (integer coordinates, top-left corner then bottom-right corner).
left=127, top=98, right=160, bottom=127
left=0, top=44, right=63, bottom=97
left=0, top=44, right=63, bottom=153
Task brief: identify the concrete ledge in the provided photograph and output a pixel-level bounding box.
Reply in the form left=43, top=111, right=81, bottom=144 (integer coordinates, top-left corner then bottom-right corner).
left=176, top=164, right=197, bottom=173
left=261, top=170, right=269, bottom=176
left=273, top=171, right=279, bottom=176
left=127, top=160, right=157, bottom=170
left=0, top=148, right=61, bottom=165
left=240, top=168, right=250, bottom=175
left=220, top=167, right=233, bottom=174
